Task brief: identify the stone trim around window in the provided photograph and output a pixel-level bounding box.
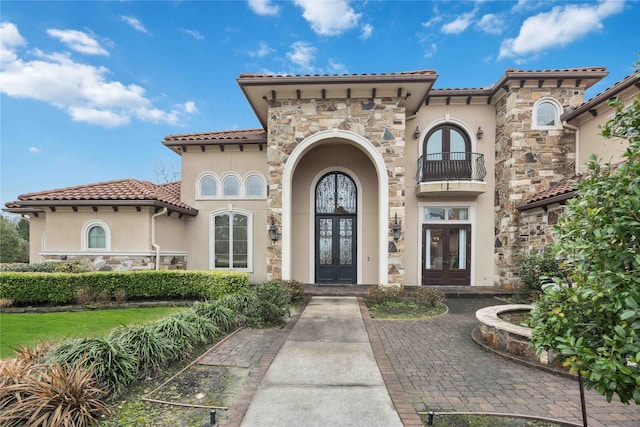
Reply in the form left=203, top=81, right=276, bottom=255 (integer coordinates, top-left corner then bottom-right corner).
left=532, top=97, right=563, bottom=130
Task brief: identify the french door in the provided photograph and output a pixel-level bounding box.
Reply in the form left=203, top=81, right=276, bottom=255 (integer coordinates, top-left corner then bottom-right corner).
left=422, top=224, right=471, bottom=285
left=314, top=172, right=357, bottom=284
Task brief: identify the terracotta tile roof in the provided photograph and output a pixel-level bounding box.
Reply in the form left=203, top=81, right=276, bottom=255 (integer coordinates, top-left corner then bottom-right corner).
left=505, top=66, right=607, bottom=73
left=164, top=128, right=266, bottom=142
left=7, top=179, right=196, bottom=214
left=237, top=70, right=437, bottom=79
left=562, top=71, right=640, bottom=121
left=518, top=176, right=581, bottom=210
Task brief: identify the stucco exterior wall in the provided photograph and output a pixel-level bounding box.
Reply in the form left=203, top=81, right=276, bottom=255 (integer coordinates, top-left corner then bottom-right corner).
left=404, top=103, right=496, bottom=286
left=29, top=215, right=46, bottom=262
left=290, top=143, right=379, bottom=284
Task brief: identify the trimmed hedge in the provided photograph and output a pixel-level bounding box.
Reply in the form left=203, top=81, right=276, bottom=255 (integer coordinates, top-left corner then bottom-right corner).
left=0, top=270, right=248, bottom=305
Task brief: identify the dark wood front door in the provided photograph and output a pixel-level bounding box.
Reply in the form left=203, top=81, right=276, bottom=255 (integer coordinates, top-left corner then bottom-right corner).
left=315, top=216, right=356, bottom=283
left=314, top=172, right=357, bottom=284
left=422, top=224, right=471, bottom=285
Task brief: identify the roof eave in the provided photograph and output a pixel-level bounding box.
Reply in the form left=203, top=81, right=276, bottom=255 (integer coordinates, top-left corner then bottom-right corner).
left=12, top=200, right=198, bottom=216
left=516, top=191, right=577, bottom=212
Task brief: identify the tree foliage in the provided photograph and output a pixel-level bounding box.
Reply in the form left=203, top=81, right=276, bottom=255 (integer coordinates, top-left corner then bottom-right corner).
left=530, top=89, right=640, bottom=404
left=0, top=216, right=29, bottom=263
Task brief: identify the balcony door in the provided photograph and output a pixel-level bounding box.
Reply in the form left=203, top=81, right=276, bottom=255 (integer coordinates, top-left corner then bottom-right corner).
left=315, top=172, right=357, bottom=284
left=423, top=124, right=471, bottom=180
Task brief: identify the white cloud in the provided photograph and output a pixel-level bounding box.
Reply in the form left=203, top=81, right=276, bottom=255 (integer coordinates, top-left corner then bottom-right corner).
left=183, top=101, right=197, bottom=113
left=46, top=29, right=108, bottom=56
left=248, top=41, right=274, bottom=58
left=424, top=43, right=438, bottom=59
left=286, top=41, right=316, bottom=72
left=294, top=0, right=361, bottom=36
left=422, top=16, right=442, bottom=28
left=327, top=59, right=347, bottom=75
left=499, top=0, right=625, bottom=59
left=360, top=23, right=373, bottom=40
left=248, top=0, right=280, bottom=16
left=476, top=13, right=504, bottom=35
left=0, top=22, right=27, bottom=63
left=28, top=146, right=41, bottom=153
left=441, top=12, right=474, bottom=34
left=0, top=23, right=193, bottom=127
left=120, top=15, right=148, bottom=33
left=182, top=29, right=204, bottom=40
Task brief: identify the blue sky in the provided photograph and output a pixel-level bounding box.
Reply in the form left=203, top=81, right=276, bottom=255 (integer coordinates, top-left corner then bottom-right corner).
left=1, top=0, right=638, bottom=209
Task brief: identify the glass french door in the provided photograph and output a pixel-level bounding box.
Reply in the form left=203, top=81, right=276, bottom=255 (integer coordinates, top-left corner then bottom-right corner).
left=315, top=172, right=357, bottom=284
left=422, top=224, right=471, bottom=285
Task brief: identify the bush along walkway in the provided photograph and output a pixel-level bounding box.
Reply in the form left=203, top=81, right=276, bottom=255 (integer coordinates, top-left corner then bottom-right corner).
left=370, top=298, right=640, bottom=427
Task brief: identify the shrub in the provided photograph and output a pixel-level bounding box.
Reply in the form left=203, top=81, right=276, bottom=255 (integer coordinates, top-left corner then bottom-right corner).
left=0, top=360, right=108, bottom=427
left=0, top=261, right=91, bottom=273
left=109, top=324, right=180, bottom=377
left=0, top=270, right=249, bottom=305
left=415, top=287, right=446, bottom=307
left=281, top=279, right=305, bottom=304
left=149, top=314, right=200, bottom=359
left=74, top=288, right=95, bottom=305
left=114, top=289, right=127, bottom=304
left=245, top=281, right=291, bottom=327
left=173, top=311, right=220, bottom=346
left=515, top=249, right=565, bottom=301
left=191, top=300, right=238, bottom=332
left=0, top=298, right=14, bottom=308
left=96, top=289, right=112, bottom=305
left=46, top=337, right=138, bottom=396
left=366, top=285, right=402, bottom=305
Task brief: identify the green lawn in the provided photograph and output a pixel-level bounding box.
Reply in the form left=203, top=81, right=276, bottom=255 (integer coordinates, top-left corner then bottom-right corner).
left=0, top=307, right=187, bottom=359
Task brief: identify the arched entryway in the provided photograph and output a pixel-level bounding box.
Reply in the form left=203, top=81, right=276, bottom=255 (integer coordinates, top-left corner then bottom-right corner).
left=315, top=171, right=357, bottom=284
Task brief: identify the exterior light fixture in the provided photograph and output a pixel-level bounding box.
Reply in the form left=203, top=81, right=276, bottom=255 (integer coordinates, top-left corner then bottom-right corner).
left=269, top=216, right=278, bottom=243
left=413, top=126, right=421, bottom=139
left=476, top=126, right=484, bottom=139
left=393, top=213, right=401, bottom=242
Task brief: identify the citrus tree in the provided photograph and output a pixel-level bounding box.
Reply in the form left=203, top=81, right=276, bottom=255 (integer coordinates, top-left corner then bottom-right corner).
left=530, top=87, right=640, bottom=404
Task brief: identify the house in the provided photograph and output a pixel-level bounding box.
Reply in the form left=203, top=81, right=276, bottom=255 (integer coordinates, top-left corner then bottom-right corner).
left=5, top=68, right=638, bottom=288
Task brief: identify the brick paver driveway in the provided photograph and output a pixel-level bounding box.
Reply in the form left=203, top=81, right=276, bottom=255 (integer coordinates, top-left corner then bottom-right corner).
left=372, top=298, right=639, bottom=427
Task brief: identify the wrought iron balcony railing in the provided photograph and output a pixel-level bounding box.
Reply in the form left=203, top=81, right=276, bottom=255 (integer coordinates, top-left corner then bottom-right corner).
left=416, top=152, right=487, bottom=182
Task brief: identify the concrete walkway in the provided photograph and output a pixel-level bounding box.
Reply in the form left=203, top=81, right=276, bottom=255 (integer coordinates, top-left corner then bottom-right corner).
left=240, top=296, right=403, bottom=427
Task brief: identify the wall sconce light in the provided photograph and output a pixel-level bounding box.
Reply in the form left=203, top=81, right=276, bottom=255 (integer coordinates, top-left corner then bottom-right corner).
left=476, top=126, right=484, bottom=139
left=413, top=127, right=421, bottom=139
left=269, top=216, right=278, bottom=243
left=393, top=213, right=401, bottom=242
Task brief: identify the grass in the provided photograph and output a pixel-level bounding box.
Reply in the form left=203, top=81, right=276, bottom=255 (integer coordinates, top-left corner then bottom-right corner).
left=367, top=301, right=448, bottom=319
left=0, top=307, right=187, bottom=359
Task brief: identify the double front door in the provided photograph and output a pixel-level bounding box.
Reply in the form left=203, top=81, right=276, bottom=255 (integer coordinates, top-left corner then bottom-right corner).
left=314, top=172, right=357, bottom=284
left=422, top=224, right=471, bottom=285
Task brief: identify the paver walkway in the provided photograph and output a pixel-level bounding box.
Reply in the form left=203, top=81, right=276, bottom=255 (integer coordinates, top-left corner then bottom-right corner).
left=372, top=298, right=639, bottom=427
left=202, top=296, right=638, bottom=426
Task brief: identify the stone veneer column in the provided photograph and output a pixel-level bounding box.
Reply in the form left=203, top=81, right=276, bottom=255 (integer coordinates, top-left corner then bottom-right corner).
left=266, top=97, right=406, bottom=286
left=494, top=87, right=579, bottom=288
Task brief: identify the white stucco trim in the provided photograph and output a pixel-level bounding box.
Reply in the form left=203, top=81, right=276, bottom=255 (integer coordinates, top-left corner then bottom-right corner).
left=195, top=172, right=219, bottom=199
left=417, top=201, right=477, bottom=286
left=40, top=251, right=188, bottom=257
left=282, top=129, right=389, bottom=285
left=81, top=219, right=111, bottom=251
left=308, top=167, right=363, bottom=284
left=532, top=97, right=563, bottom=130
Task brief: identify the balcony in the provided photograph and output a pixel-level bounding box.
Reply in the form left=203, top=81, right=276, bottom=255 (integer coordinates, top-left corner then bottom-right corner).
left=415, top=152, right=487, bottom=196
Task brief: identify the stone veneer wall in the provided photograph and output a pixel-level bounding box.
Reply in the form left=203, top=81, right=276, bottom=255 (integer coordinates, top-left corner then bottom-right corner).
left=494, top=87, right=579, bottom=288
left=41, top=254, right=187, bottom=271
left=266, top=97, right=406, bottom=286
left=517, top=205, right=566, bottom=259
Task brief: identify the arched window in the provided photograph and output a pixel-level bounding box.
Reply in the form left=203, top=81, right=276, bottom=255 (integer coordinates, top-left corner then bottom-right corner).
left=532, top=98, right=562, bottom=130
left=211, top=211, right=251, bottom=270
left=198, top=174, right=218, bottom=198
left=88, top=226, right=106, bottom=249
left=422, top=124, right=472, bottom=180
left=223, top=175, right=240, bottom=197
left=81, top=220, right=111, bottom=250
left=245, top=174, right=265, bottom=198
